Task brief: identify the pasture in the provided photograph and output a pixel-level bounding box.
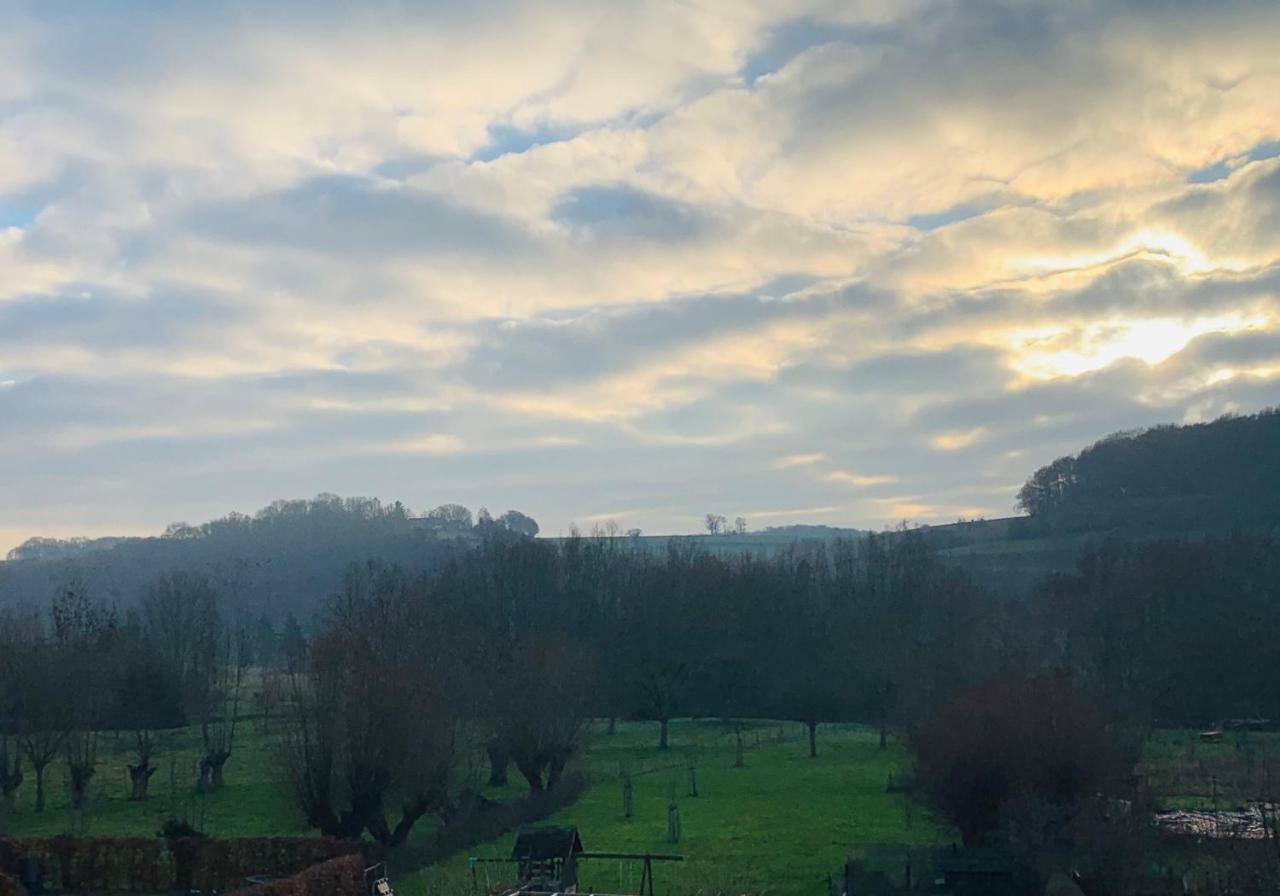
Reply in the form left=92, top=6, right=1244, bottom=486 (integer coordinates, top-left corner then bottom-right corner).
left=1, top=719, right=947, bottom=895
left=9, top=719, right=1268, bottom=895
left=402, top=720, right=949, bottom=896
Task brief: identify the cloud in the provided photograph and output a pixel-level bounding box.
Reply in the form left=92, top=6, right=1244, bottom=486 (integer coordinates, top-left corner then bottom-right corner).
left=773, top=452, right=826, bottom=468
left=825, top=471, right=898, bottom=487
left=3, top=0, right=1280, bottom=552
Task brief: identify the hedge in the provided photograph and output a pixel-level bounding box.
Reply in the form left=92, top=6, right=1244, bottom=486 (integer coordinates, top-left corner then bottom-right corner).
left=0, top=871, right=24, bottom=896
left=227, top=854, right=367, bottom=896
left=0, top=836, right=367, bottom=894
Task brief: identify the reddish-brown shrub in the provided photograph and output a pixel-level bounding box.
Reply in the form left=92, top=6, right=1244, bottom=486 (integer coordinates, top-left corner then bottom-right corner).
left=0, top=870, right=25, bottom=896
left=228, top=854, right=366, bottom=896
left=910, top=673, right=1136, bottom=845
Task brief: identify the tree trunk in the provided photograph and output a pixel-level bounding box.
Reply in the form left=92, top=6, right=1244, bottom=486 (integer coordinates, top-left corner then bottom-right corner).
left=129, top=762, right=157, bottom=801
left=0, top=754, right=21, bottom=809
left=33, top=764, right=46, bottom=813
left=734, top=723, right=745, bottom=768
left=607, top=716, right=617, bottom=736
left=514, top=755, right=545, bottom=793
left=658, top=717, right=669, bottom=750
left=547, top=754, right=568, bottom=792
left=807, top=720, right=818, bottom=758
left=486, top=740, right=509, bottom=787
left=69, top=763, right=95, bottom=810
left=198, top=751, right=229, bottom=792
left=879, top=716, right=888, bottom=750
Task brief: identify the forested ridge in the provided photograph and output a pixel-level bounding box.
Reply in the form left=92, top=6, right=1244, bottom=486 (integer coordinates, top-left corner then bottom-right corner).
left=1015, top=407, right=1280, bottom=536
left=0, top=495, right=534, bottom=618
left=6, top=410, right=1280, bottom=612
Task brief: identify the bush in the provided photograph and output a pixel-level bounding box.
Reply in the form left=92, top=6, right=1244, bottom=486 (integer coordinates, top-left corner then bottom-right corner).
left=228, top=854, right=366, bottom=896
left=910, top=673, right=1136, bottom=846
left=159, top=818, right=206, bottom=839
left=0, top=871, right=24, bottom=896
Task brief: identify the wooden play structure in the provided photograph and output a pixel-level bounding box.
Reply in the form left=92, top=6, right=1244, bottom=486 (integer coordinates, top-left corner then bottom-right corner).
left=470, top=825, right=682, bottom=896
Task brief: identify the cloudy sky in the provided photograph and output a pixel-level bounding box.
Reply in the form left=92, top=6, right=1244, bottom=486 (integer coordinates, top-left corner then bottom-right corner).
left=2, top=0, right=1279, bottom=551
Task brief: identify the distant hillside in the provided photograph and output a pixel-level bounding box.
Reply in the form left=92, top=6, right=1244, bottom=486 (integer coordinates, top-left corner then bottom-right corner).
left=906, top=409, right=1280, bottom=595
left=550, top=524, right=869, bottom=558
left=0, top=497, right=864, bottom=617
left=0, top=495, right=530, bottom=620
left=1015, top=408, right=1280, bottom=538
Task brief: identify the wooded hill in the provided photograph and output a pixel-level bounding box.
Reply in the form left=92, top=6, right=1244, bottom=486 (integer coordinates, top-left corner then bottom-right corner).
left=909, top=408, right=1280, bottom=594
left=0, top=496, right=527, bottom=619
left=3, top=409, right=1277, bottom=609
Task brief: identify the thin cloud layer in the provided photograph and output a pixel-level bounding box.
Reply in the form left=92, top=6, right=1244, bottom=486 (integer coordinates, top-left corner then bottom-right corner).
left=2, top=0, right=1279, bottom=549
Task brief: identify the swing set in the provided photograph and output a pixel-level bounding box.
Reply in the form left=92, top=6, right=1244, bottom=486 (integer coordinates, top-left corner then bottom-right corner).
left=469, top=825, right=683, bottom=896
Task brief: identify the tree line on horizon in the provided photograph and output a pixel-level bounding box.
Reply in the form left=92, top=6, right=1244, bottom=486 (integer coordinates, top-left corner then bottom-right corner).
left=3, top=526, right=1278, bottom=843
left=1016, top=407, right=1280, bottom=537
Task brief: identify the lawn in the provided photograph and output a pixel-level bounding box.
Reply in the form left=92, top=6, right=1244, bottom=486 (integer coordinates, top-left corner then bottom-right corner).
left=1139, top=728, right=1280, bottom=810
left=0, top=719, right=306, bottom=839
left=399, top=720, right=952, bottom=896
left=1, top=718, right=952, bottom=896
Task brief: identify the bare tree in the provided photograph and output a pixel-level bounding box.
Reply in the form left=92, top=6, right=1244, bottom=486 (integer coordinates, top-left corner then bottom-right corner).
left=0, top=612, right=31, bottom=819
left=50, top=587, right=119, bottom=810
left=15, top=647, right=68, bottom=813
left=704, top=514, right=726, bottom=536
left=194, top=624, right=249, bottom=792
left=425, top=503, right=473, bottom=532
left=115, top=642, right=182, bottom=801
left=494, top=635, right=596, bottom=792
left=279, top=564, right=460, bottom=846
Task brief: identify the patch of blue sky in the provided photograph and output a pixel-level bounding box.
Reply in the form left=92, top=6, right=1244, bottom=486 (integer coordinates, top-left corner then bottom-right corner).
left=471, top=121, right=585, bottom=163
left=1187, top=139, right=1280, bottom=183
left=742, top=17, right=889, bottom=85
left=906, top=193, right=1019, bottom=231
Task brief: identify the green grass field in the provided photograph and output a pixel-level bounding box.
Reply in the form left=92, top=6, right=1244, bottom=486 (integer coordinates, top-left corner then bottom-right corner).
left=1138, top=728, right=1280, bottom=810
left=399, top=720, right=951, bottom=896
left=1, top=718, right=950, bottom=896
left=0, top=719, right=305, bottom=839
left=7, top=718, right=1276, bottom=896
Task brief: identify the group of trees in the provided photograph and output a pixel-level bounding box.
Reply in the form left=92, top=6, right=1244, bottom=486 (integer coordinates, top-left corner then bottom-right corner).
left=1024, top=533, right=1280, bottom=725
left=5, top=508, right=1279, bottom=873
left=0, top=574, right=261, bottom=818
left=280, top=527, right=1280, bottom=853
left=0, top=495, right=540, bottom=626
left=1016, top=408, right=1280, bottom=535
left=703, top=514, right=748, bottom=535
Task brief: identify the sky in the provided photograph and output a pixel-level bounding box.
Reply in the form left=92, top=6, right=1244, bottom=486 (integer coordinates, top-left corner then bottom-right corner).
left=2, top=0, right=1280, bottom=553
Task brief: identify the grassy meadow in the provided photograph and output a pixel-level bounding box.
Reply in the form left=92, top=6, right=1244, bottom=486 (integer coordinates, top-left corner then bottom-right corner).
left=400, top=720, right=950, bottom=896
left=5, top=717, right=1276, bottom=895
left=1, top=718, right=950, bottom=896
left=0, top=718, right=305, bottom=839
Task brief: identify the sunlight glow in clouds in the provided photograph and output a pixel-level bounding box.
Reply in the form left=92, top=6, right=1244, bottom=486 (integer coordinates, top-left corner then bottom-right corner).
left=2, top=1, right=1280, bottom=549
left=1015, top=229, right=1245, bottom=279
left=1010, top=313, right=1272, bottom=380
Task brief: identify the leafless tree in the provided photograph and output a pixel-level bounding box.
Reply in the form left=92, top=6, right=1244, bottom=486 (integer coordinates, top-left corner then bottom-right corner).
left=494, top=635, right=596, bottom=792
left=278, top=564, right=460, bottom=846
left=50, top=587, right=118, bottom=810
left=194, top=623, right=250, bottom=792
